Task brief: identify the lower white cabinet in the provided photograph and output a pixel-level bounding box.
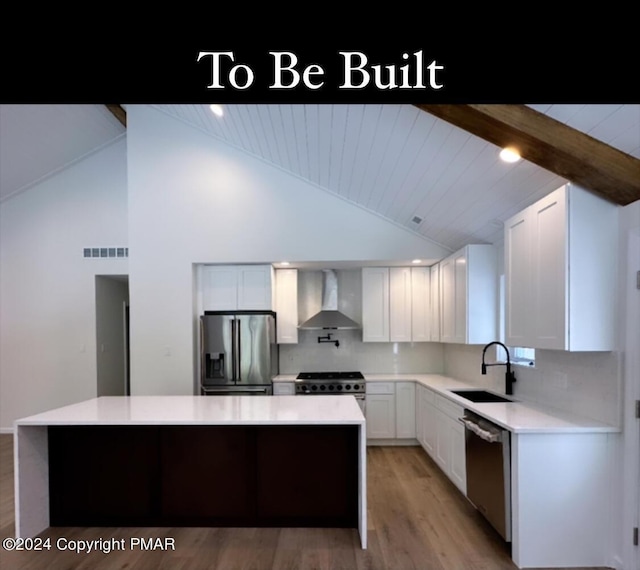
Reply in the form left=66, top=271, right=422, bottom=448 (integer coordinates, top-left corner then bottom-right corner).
left=366, top=381, right=416, bottom=441
left=272, top=382, right=295, bottom=395
left=395, top=382, right=416, bottom=439
left=366, top=394, right=396, bottom=439
left=448, top=415, right=466, bottom=493
left=416, top=385, right=436, bottom=456
left=366, top=381, right=465, bottom=493
left=416, top=388, right=466, bottom=494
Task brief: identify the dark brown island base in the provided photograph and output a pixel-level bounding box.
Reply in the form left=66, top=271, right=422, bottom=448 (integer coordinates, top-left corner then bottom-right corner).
left=14, top=395, right=367, bottom=548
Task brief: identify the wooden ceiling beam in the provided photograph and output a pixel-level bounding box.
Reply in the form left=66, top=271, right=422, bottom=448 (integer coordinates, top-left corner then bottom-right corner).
left=415, top=104, right=640, bottom=206
left=106, top=104, right=127, bottom=127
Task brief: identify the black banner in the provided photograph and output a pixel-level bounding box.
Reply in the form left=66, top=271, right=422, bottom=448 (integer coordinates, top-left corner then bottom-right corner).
left=2, top=42, right=638, bottom=104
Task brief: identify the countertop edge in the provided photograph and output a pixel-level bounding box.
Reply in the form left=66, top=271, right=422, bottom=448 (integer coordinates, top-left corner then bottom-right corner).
left=273, top=373, right=619, bottom=434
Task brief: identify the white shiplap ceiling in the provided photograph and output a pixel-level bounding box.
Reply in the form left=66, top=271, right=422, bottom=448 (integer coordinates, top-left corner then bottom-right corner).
left=1, top=103, right=638, bottom=254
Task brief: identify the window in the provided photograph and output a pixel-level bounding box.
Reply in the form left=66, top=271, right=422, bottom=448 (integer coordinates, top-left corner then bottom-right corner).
left=511, top=346, right=536, bottom=366
left=498, top=274, right=535, bottom=367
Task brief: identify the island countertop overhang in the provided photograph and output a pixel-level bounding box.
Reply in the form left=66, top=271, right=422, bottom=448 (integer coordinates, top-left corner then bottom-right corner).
left=14, top=395, right=366, bottom=427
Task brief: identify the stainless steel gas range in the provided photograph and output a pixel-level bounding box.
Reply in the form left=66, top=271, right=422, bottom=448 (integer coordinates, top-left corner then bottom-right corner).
left=294, top=371, right=366, bottom=413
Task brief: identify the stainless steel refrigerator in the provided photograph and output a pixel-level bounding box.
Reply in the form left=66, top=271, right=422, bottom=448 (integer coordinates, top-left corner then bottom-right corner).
left=200, top=311, right=278, bottom=395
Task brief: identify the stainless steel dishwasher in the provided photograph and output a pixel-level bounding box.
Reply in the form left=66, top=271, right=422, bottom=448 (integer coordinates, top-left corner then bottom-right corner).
left=460, top=410, right=511, bottom=542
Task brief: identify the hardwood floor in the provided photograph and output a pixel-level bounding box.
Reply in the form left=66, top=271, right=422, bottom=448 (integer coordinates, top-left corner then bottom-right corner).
left=0, top=434, right=610, bottom=570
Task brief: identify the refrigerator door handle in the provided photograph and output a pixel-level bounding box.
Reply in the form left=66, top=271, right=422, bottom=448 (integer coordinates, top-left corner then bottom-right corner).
left=236, top=318, right=242, bottom=382
left=231, top=318, right=237, bottom=381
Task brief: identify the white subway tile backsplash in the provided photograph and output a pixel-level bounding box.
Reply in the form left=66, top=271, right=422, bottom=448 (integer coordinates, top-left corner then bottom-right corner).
left=443, top=344, right=621, bottom=427
left=279, top=329, right=445, bottom=374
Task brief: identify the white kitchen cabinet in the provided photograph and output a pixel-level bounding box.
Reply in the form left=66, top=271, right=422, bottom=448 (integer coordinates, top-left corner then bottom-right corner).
left=363, top=266, right=433, bottom=343
left=395, top=382, right=416, bottom=439
left=433, top=394, right=466, bottom=494
left=416, top=384, right=436, bottom=457
left=410, top=266, right=431, bottom=342
left=429, top=263, right=441, bottom=342
left=423, top=405, right=437, bottom=458
left=272, top=382, right=295, bottom=395
left=449, top=418, right=466, bottom=493
left=439, top=244, right=497, bottom=345
left=274, top=268, right=298, bottom=344
left=389, top=267, right=412, bottom=342
left=504, top=183, right=618, bottom=351
left=362, top=267, right=390, bottom=342
left=366, top=394, right=396, bottom=439
left=366, top=381, right=418, bottom=442
left=202, top=265, right=274, bottom=311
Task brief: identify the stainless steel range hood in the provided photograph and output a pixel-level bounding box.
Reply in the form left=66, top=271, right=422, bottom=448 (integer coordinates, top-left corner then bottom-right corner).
left=298, top=269, right=361, bottom=330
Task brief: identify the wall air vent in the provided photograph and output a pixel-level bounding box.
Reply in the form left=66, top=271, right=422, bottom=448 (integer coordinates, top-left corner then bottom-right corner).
left=83, top=247, right=128, bottom=258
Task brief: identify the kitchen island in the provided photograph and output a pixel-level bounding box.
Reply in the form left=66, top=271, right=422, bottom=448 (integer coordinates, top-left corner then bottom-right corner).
left=13, top=395, right=367, bottom=548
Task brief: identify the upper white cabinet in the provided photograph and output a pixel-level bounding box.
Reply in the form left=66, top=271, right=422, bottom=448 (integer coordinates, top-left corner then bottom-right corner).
left=504, top=183, right=618, bottom=351
left=429, top=263, right=441, bottom=342
left=439, top=244, right=497, bottom=344
left=201, top=265, right=274, bottom=311
left=411, top=266, right=431, bottom=342
left=362, top=266, right=433, bottom=343
left=274, top=268, right=298, bottom=344
left=389, top=267, right=412, bottom=342
left=362, top=267, right=390, bottom=342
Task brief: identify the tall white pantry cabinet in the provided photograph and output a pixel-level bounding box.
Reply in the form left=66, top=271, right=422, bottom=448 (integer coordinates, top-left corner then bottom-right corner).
left=504, top=183, right=618, bottom=351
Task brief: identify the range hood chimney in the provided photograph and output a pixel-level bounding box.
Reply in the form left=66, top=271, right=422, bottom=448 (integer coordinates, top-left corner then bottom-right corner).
left=298, top=269, right=361, bottom=330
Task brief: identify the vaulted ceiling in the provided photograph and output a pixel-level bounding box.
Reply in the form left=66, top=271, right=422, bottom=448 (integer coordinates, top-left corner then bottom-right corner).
left=1, top=103, right=638, bottom=254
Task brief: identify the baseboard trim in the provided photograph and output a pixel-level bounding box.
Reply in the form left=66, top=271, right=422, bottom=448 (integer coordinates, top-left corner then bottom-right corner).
left=367, top=439, right=419, bottom=447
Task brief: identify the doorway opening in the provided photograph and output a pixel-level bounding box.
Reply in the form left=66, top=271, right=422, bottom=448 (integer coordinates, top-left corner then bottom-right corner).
left=95, top=275, right=130, bottom=396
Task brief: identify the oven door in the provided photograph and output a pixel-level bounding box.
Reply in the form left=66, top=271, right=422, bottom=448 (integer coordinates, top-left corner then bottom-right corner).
left=354, top=394, right=366, bottom=415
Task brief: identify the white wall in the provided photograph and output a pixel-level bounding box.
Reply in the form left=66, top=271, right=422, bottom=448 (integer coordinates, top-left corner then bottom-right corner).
left=0, top=138, right=128, bottom=430
left=126, top=105, right=450, bottom=395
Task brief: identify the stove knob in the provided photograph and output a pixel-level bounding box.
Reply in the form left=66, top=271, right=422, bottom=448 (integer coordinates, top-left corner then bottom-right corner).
left=320, top=385, right=326, bottom=391
left=311, top=385, right=318, bottom=391
left=345, top=384, right=351, bottom=390
left=328, top=385, right=335, bottom=391
left=337, top=385, right=343, bottom=391
left=353, top=384, right=360, bottom=390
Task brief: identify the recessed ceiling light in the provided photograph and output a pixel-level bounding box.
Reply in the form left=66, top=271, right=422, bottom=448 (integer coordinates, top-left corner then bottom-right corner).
left=279, top=261, right=290, bottom=266
left=412, top=259, right=422, bottom=264
left=499, top=147, right=521, bottom=163
left=209, top=104, right=224, bottom=117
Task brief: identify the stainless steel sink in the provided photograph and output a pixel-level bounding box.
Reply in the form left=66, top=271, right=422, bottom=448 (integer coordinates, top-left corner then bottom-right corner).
left=449, top=389, right=513, bottom=403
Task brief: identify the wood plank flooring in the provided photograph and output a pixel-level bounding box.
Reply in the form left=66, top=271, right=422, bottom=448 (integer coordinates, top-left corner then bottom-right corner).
left=0, top=434, right=611, bottom=570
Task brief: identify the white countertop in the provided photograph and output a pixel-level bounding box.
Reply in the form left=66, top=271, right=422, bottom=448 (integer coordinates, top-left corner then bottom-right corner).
left=273, top=373, right=618, bottom=434
left=14, top=395, right=365, bottom=427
